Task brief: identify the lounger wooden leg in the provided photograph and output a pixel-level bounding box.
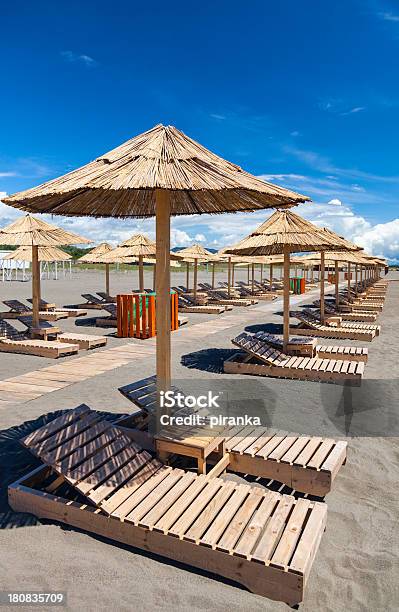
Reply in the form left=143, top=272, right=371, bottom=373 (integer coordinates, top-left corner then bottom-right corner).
left=198, top=456, right=206, bottom=475
left=158, top=451, right=170, bottom=465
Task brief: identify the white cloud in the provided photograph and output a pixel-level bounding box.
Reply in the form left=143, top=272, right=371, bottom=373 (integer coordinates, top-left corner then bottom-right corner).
left=328, top=198, right=342, bottom=206
left=1, top=192, right=398, bottom=262
left=341, top=106, right=366, bottom=116
left=290, top=131, right=300, bottom=137
left=210, top=113, right=226, bottom=120
left=61, top=51, right=97, bottom=67
left=378, top=12, right=399, bottom=22
left=353, top=220, right=399, bottom=261
left=0, top=172, right=17, bottom=178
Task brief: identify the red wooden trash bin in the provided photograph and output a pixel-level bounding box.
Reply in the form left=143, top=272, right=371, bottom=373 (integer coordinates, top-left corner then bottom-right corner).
left=117, top=291, right=178, bottom=339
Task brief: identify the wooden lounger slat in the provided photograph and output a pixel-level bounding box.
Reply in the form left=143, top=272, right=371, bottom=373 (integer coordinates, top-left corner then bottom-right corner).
left=31, top=412, right=101, bottom=457
left=101, top=459, right=163, bottom=516
left=77, top=445, right=146, bottom=496
left=21, top=405, right=90, bottom=448
left=216, top=487, right=264, bottom=553
left=127, top=470, right=186, bottom=526
left=200, top=484, right=249, bottom=548
left=45, top=420, right=111, bottom=464
left=88, top=449, right=154, bottom=504
left=270, top=498, right=311, bottom=569
left=234, top=491, right=280, bottom=558
left=153, top=475, right=209, bottom=534
left=139, top=472, right=197, bottom=529
left=63, top=433, right=130, bottom=481
left=169, top=479, right=223, bottom=538
left=251, top=495, right=295, bottom=563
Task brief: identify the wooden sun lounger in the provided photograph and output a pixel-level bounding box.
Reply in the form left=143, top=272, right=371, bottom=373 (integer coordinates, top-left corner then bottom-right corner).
left=97, top=291, right=116, bottom=302
left=2, top=300, right=68, bottom=322
left=224, top=427, right=347, bottom=497
left=69, top=294, right=114, bottom=310
left=0, top=320, right=78, bottom=358
left=225, top=332, right=364, bottom=383
left=118, top=376, right=348, bottom=494
left=218, top=283, right=259, bottom=305
left=173, top=290, right=225, bottom=315
left=19, top=315, right=107, bottom=349
left=302, top=308, right=380, bottom=334
left=251, top=331, right=368, bottom=363
left=11, top=405, right=328, bottom=606
left=290, top=310, right=378, bottom=341
left=198, top=283, right=253, bottom=307
left=26, top=298, right=87, bottom=318
left=334, top=296, right=383, bottom=313
left=236, top=281, right=278, bottom=300
left=318, top=300, right=378, bottom=322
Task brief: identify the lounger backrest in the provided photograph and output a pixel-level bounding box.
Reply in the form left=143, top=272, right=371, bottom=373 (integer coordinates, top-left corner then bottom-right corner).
left=103, top=303, right=116, bottom=316
left=232, top=332, right=288, bottom=365
left=18, top=316, right=54, bottom=331
left=0, top=319, right=27, bottom=341
left=96, top=292, right=110, bottom=300
left=27, top=298, right=48, bottom=307
left=81, top=293, right=102, bottom=304
left=3, top=299, right=29, bottom=313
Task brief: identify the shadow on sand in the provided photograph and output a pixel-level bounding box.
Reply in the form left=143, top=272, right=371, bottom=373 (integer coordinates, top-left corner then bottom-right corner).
left=181, top=348, right=237, bottom=374
left=244, top=322, right=283, bottom=335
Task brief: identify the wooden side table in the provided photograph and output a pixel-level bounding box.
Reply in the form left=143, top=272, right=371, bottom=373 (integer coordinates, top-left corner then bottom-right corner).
left=155, top=424, right=226, bottom=475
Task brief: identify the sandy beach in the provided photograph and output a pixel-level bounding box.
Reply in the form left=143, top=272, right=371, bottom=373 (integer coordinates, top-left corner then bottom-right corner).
left=0, top=269, right=398, bottom=612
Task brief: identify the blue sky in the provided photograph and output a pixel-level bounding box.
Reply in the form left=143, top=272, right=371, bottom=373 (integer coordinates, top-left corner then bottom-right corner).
left=1, top=0, right=399, bottom=260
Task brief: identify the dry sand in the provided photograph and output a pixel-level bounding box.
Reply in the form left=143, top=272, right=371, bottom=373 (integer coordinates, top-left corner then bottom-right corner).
left=0, top=268, right=398, bottom=611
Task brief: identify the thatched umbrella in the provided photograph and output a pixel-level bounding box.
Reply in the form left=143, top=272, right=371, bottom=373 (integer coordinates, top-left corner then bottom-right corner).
left=3, top=123, right=309, bottom=399
left=0, top=214, right=90, bottom=330
left=78, top=242, right=113, bottom=294
left=122, top=256, right=181, bottom=291
left=176, top=244, right=215, bottom=302
left=300, top=250, right=365, bottom=306
left=100, top=234, right=157, bottom=292
left=3, top=245, right=72, bottom=262
left=226, top=209, right=356, bottom=350
left=4, top=245, right=72, bottom=282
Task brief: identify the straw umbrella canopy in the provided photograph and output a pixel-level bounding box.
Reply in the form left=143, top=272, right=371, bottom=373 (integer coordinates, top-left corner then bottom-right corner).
left=176, top=244, right=215, bottom=301
left=101, top=234, right=157, bottom=292
left=0, top=214, right=90, bottom=329
left=225, top=209, right=357, bottom=350
left=78, top=242, right=113, bottom=294
left=100, top=234, right=181, bottom=292
left=3, top=123, right=309, bottom=405
left=299, top=249, right=367, bottom=304
left=3, top=245, right=72, bottom=262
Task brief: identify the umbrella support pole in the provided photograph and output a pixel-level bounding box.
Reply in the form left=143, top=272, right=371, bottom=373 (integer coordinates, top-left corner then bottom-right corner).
left=193, top=259, right=198, bottom=303
left=270, top=263, right=273, bottom=291
left=232, top=262, right=235, bottom=288
left=31, top=245, right=41, bottom=331
left=251, top=263, right=255, bottom=295
left=139, top=255, right=144, bottom=293
left=347, top=262, right=351, bottom=297
left=186, top=262, right=190, bottom=291
left=105, top=263, right=110, bottom=296
left=155, top=189, right=171, bottom=425
left=335, top=260, right=339, bottom=308
left=227, top=257, right=232, bottom=298
left=283, top=247, right=290, bottom=352
left=211, top=262, right=215, bottom=289
left=320, top=252, right=325, bottom=324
